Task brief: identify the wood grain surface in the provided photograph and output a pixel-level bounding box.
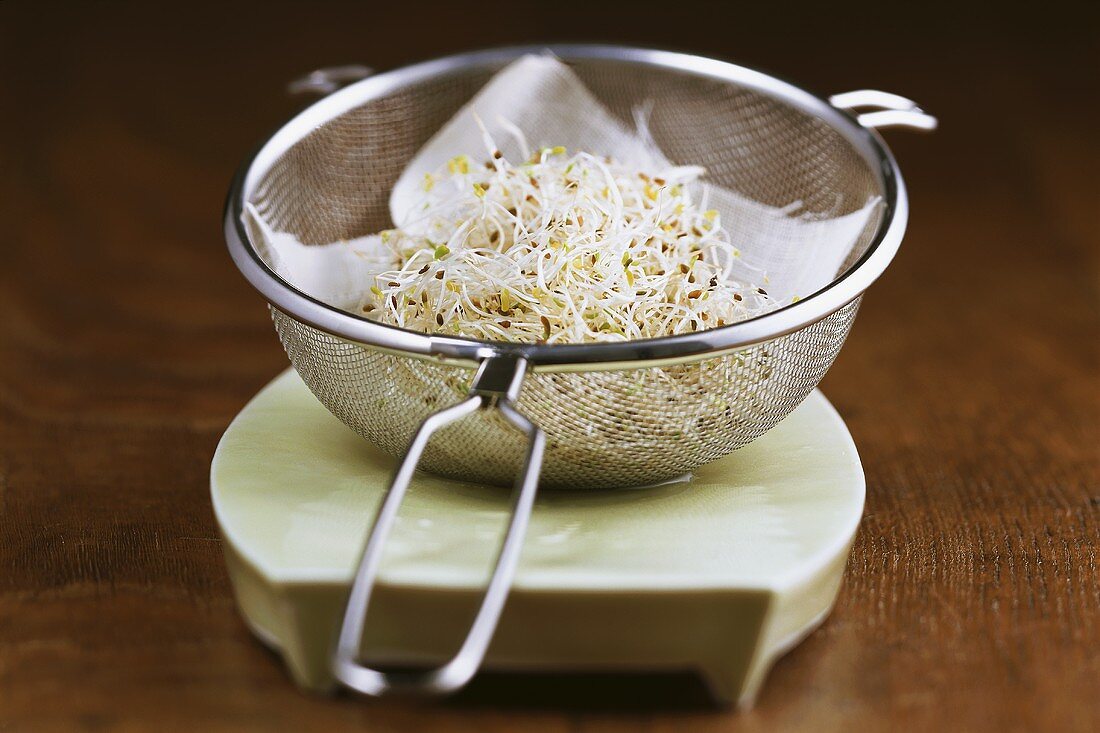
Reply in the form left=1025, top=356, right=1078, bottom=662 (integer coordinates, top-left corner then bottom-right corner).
left=1, top=1, right=1097, bottom=731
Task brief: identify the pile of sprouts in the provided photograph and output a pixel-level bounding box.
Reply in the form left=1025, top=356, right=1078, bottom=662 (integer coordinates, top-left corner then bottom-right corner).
left=356, top=134, right=773, bottom=344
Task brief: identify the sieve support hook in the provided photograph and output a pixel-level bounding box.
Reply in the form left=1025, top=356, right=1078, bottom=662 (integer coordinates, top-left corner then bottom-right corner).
left=287, top=65, right=374, bottom=96
left=332, top=355, right=544, bottom=697
left=829, top=89, right=938, bottom=132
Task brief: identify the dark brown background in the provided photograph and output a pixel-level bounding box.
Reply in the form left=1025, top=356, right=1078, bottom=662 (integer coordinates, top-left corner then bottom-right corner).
left=1, top=1, right=1097, bottom=731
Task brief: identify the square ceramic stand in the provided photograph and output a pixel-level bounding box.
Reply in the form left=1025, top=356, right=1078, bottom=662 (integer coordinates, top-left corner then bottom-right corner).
left=212, top=369, right=864, bottom=708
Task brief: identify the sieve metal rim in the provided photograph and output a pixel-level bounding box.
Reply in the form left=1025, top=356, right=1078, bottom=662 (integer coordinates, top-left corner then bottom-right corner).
left=225, top=44, right=916, bottom=371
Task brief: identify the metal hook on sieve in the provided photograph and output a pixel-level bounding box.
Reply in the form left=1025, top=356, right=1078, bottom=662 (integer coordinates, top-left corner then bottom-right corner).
left=331, top=355, right=545, bottom=696
left=830, top=89, right=938, bottom=131
left=287, top=65, right=374, bottom=96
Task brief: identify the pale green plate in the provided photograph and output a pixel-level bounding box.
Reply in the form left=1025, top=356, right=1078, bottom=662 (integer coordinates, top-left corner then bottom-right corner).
left=212, top=369, right=864, bottom=707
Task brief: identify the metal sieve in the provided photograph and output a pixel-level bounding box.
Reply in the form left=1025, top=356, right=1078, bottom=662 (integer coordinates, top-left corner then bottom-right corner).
left=224, top=45, right=935, bottom=697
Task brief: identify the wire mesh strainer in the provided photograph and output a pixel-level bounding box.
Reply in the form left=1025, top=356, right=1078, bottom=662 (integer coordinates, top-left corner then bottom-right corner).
left=224, top=45, right=934, bottom=697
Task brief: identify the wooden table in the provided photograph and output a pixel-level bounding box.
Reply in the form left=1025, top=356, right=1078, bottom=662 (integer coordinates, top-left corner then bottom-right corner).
left=2, top=2, right=1096, bottom=730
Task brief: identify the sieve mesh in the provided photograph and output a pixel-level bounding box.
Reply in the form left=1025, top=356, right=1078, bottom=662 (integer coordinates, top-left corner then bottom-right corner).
left=254, top=59, right=880, bottom=243
left=244, top=53, right=884, bottom=489
left=274, top=298, right=859, bottom=488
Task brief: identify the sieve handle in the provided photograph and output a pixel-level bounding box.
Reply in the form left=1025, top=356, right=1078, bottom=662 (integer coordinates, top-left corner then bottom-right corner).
left=332, top=355, right=544, bottom=697
left=829, top=89, right=938, bottom=131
